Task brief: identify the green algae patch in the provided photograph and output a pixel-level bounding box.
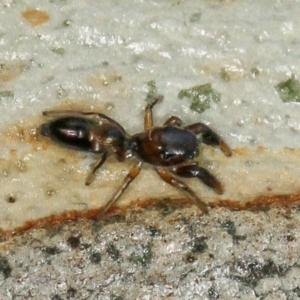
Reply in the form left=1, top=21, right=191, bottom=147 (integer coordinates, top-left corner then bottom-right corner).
left=0, top=91, right=14, bottom=101
left=178, top=83, right=221, bottom=113
left=276, top=76, right=300, bottom=103
left=145, top=80, right=163, bottom=103
left=51, top=47, right=65, bottom=56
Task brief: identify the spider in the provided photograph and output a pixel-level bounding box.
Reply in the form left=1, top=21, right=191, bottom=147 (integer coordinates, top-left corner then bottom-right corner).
left=40, top=97, right=231, bottom=214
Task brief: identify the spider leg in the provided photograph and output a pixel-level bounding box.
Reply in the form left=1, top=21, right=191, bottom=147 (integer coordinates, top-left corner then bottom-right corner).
left=43, top=110, right=76, bottom=117
left=43, top=110, right=103, bottom=117
left=155, top=167, right=208, bottom=213
left=85, top=152, right=108, bottom=185
left=99, top=97, right=162, bottom=216
left=171, top=163, right=223, bottom=195
left=43, top=110, right=110, bottom=118
left=185, top=123, right=232, bottom=156
left=144, top=95, right=163, bottom=130
left=99, top=161, right=143, bottom=216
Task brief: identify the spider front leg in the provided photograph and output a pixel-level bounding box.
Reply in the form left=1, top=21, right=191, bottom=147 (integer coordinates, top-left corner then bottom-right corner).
left=171, top=163, right=223, bottom=195
left=185, top=123, right=232, bottom=156
left=144, top=95, right=163, bottom=130
left=155, top=167, right=208, bottom=213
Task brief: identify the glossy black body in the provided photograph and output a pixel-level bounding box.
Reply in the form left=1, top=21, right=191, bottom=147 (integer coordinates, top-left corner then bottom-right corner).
left=41, top=117, right=97, bottom=151
left=131, top=125, right=199, bottom=166
left=41, top=113, right=130, bottom=161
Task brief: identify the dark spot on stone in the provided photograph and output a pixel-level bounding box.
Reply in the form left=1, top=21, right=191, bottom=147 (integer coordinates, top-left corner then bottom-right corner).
left=41, top=246, right=61, bottom=255
left=6, top=195, right=16, bottom=203
left=129, top=243, right=153, bottom=267
left=91, top=220, right=103, bottom=233
left=106, top=243, right=121, bottom=261
left=51, top=295, right=63, bottom=300
left=250, top=67, right=260, bottom=78
left=220, top=220, right=236, bottom=236
left=190, top=12, right=201, bottom=22
left=293, top=287, right=300, bottom=297
left=62, top=19, right=71, bottom=27
left=261, top=259, right=285, bottom=277
left=286, top=234, right=295, bottom=242
left=230, top=258, right=289, bottom=288
left=104, top=214, right=126, bottom=225
left=191, top=236, right=207, bottom=253
left=146, top=225, right=160, bottom=237
left=0, top=256, right=11, bottom=278
left=89, top=251, right=101, bottom=264
left=67, top=287, right=77, bottom=298
left=274, top=264, right=289, bottom=277
left=184, top=253, right=196, bottom=263
left=46, top=189, right=56, bottom=197
left=220, top=220, right=246, bottom=243
left=233, top=235, right=247, bottom=243
left=46, top=225, right=64, bottom=238
left=258, top=206, right=271, bottom=213
left=208, top=286, right=219, bottom=300
left=79, top=243, right=91, bottom=250
left=67, top=236, right=80, bottom=249
left=154, top=198, right=175, bottom=216
left=111, top=295, right=125, bottom=300
left=231, top=259, right=262, bottom=287
left=153, top=197, right=184, bottom=216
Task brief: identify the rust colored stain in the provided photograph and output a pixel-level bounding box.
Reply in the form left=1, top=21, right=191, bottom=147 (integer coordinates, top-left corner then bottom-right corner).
left=1, top=194, right=300, bottom=239
left=22, top=9, right=49, bottom=27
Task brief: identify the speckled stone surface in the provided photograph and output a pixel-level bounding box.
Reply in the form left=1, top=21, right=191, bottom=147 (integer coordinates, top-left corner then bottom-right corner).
left=0, top=203, right=300, bottom=299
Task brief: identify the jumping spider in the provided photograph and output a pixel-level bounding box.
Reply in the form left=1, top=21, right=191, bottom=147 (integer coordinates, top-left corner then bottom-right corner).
left=40, top=97, right=231, bottom=214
